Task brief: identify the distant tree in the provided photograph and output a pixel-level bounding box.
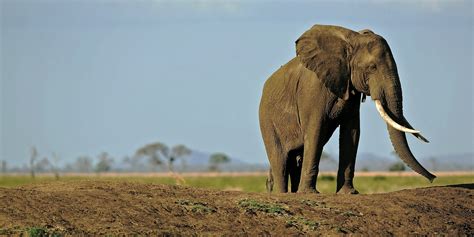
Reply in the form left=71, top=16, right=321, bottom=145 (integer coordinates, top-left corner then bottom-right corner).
left=63, top=163, right=74, bottom=172
left=123, top=155, right=144, bottom=171
left=51, top=152, right=60, bottom=180
left=1, top=160, right=6, bottom=174
left=35, top=157, right=51, bottom=173
left=136, top=142, right=192, bottom=172
left=30, top=146, right=38, bottom=179
left=209, top=153, right=230, bottom=172
left=122, top=156, right=132, bottom=170
left=388, top=162, right=406, bottom=172
left=95, top=152, right=114, bottom=173
left=428, top=156, right=438, bottom=171
left=170, top=144, right=192, bottom=172
left=136, top=142, right=167, bottom=171
left=389, top=150, right=406, bottom=172
left=75, top=156, right=93, bottom=173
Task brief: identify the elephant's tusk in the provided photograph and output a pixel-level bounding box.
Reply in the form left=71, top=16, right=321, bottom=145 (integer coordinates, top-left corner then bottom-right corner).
left=374, top=100, right=420, bottom=134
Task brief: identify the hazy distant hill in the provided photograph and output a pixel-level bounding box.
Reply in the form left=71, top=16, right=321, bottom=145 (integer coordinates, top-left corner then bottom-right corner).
left=419, top=153, right=474, bottom=171
left=175, top=151, right=473, bottom=172
left=112, top=150, right=268, bottom=172
left=178, top=150, right=267, bottom=172
left=351, top=152, right=472, bottom=172
left=180, top=151, right=473, bottom=172
left=111, top=150, right=472, bottom=173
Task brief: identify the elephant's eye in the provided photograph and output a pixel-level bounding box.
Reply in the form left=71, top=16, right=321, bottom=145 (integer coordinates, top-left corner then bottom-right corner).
left=368, top=64, right=377, bottom=72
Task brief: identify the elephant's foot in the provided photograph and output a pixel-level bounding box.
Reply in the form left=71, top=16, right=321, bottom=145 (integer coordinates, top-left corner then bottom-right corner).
left=337, top=185, right=359, bottom=194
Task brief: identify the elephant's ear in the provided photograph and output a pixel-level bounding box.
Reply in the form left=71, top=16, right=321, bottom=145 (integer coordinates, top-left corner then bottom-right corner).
left=296, top=25, right=352, bottom=100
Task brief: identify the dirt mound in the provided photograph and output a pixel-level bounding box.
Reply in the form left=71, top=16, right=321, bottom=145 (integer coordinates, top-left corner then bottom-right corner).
left=0, top=181, right=472, bottom=236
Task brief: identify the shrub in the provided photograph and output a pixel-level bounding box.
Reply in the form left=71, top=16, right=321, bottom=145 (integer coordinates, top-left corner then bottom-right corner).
left=319, top=175, right=335, bottom=181
left=388, top=162, right=406, bottom=172
left=373, top=175, right=387, bottom=180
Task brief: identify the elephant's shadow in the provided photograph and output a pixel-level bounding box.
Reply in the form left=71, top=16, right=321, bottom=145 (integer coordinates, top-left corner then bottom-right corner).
left=445, top=183, right=474, bottom=190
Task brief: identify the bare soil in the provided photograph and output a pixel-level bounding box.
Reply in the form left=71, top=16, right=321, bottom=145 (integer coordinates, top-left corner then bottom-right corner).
left=0, top=181, right=472, bottom=236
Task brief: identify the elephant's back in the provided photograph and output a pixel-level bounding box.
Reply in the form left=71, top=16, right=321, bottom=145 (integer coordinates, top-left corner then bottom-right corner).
left=261, top=58, right=301, bottom=100
left=259, top=57, right=303, bottom=124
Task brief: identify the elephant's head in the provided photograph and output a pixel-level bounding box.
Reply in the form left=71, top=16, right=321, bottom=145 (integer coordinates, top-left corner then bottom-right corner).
left=296, top=24, right=435, bottom=181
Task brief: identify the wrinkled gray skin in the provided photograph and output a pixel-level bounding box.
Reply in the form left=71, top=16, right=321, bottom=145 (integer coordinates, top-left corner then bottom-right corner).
left=259, top=25, right=435, bottom=194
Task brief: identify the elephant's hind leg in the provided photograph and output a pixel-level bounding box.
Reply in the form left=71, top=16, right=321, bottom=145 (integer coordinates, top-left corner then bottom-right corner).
left=261, top=130, right=289, bottom=193
left=268, top=150, right=289, bottom=193
left=266, top=168, right=274, bottom=193
left=265, top=140, right=288, bottom=193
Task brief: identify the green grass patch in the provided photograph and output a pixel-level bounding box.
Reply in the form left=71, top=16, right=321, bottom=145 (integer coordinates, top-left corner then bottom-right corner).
left=28, top=227, right=48, bottom=237
left=286, top=216, right=319, bottom=231
left=319, top=175, right=335, bottom=181
left=0, top=229, right=9, bottom=235
left=336, top=226, right=351, bottom=234
left=175, top=199, right=216, bottom=214
left=0, top=227, right=62, bottom=236
left=238, top=198, right=289, bottom=215
left=373, top=175, right=387, bottom=180
left=299, top=199, right=331, bottom=209
left=26, top=226, right=62, bottom=237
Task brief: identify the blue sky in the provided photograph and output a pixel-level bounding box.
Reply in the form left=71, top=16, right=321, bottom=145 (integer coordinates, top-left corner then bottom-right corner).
left=1, top=0, right=473, bottom=166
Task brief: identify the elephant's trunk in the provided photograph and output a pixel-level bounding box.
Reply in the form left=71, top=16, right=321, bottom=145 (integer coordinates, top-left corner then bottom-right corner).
left=387, top=125, right=436, bottom=182
left=380, top=77, right=436, bottom=182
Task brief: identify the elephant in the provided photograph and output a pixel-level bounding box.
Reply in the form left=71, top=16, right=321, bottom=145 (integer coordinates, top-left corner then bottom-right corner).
left=259, top=24, right=435, bottom=194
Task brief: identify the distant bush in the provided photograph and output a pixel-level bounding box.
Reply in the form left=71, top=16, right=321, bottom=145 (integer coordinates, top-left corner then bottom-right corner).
left=209, top=153, right=230, bottom=172
left=388, top=162, right=406, bottom=172
left=373, top=175, right=387, bottom=181
left=95, top=152, right=114, bottom=173
left=319, top=175, right=335, bottom=181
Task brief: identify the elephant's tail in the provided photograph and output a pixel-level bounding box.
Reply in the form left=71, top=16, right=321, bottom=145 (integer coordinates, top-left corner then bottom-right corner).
left=265, top=168, right=274, bottom=193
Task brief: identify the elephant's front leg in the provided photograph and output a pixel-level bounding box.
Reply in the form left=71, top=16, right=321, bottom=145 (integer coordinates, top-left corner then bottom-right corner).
left=297, top=119, right=325, bottom=193
left=337, top=111, right=360, bottom=194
